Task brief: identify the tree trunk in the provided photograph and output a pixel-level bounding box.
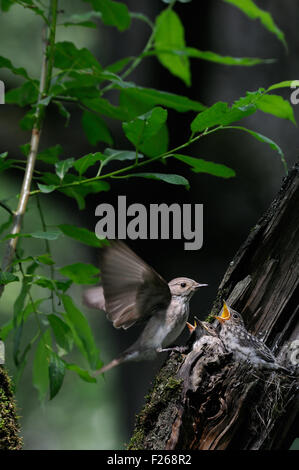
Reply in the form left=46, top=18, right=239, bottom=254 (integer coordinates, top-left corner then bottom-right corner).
left=128, top=164, right=299, bottom=450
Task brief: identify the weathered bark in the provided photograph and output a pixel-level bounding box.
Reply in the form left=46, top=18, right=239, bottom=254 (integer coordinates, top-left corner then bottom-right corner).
left=128, top=164, right=299, bottom=450
left=0, top=366, right=22, bottom=450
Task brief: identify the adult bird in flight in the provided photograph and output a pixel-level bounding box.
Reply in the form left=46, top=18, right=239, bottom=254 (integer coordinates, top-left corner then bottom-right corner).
left=84, top=241, right=207, bottom=374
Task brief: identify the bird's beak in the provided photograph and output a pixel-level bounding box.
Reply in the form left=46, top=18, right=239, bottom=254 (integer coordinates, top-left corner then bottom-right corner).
left=193, top=316, right=205, bottom=329
left=213, top=301, right=231, bottom=323
left=193, top=282, right=208, bottom=290
left=186, top=321, right=197, bottom=333
left=198, top=320, right=210, bottom=332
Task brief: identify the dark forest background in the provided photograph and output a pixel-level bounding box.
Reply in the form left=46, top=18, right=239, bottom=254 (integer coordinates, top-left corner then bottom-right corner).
left=0, top=0, right=298, bottom=449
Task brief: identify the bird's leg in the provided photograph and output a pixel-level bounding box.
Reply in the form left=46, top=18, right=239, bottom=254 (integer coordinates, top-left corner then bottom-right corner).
left=157, top=345, right=189, bottom=354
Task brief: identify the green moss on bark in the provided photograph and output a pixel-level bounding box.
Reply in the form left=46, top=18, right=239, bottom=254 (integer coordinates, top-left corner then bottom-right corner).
left=127, top=354, right=183, bottom=450
left=0, top=366, right=22, bottom=450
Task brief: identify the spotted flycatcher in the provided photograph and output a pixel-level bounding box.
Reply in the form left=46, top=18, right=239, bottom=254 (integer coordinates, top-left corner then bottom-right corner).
left=84, top=241, right=207, bottom=374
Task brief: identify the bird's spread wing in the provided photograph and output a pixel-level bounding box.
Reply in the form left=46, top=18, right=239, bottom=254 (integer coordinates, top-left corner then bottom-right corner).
left=99, top=241, right=171, bottom=329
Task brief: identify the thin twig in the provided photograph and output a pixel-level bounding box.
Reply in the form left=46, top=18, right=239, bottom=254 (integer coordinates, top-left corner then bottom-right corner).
left=29, top=126, right=222, bottom=196
left=100, top=22, right=156, bottom=95
left=0, top=0, right=58, bottom=298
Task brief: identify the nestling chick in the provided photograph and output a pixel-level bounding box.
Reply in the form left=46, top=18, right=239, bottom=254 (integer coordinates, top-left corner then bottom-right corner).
left=214, top=302, right=290, bottom=373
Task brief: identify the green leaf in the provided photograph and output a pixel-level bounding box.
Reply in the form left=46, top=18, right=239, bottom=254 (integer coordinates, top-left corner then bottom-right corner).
left=191, top=102, right=228, bottom=132
left=62, top=84, right=102, bottom=100
left=174, top=154, right=236, bottom=178
left=122, top=107, right=167, bottom=149
left=53, top=100, right=71, bottom=127
left=36, top=253, right=55, bottom=266
left=84, top=0, right=131, bottom=31
left=33, top=330, right=51, bottom=401
left=19, top=144, right=30, bottom=157
left=139, top=123, right=169, bottom=158
left=62, top=294, right=101, bottom=369
left=82, top=111, right=113, bottom=146
left=48, top=314, right=74, bottom=354
left=0, top=272, right=19, bottom=285
left=52, top=76, right=100, bottom=101
left=58, top=224, right=105, bottom=247
left=225, top=125, right=287, bottom=172
left=0, top=296, right=43, bottom=340
left=0, top=158, right=14, bottom=173
left=62, top=20, right=97, bottom=28
left=129, top=11, right=154, bottom=28
left=256, top=94, right=296, bottom=124
left=233, top=89, right=264, bottom=108
left=13, top=274, right=31, bottom=328
left=191, top=100, right=256, bottom=133
left=19, top=108, right=35, bottom=130
left=55, top=158, right=74, bottom=181
left=4, top=230, right=60, bottom=241
left=66, top=363, right=97, bottom=383
left=71, top=181, right=111, bottom=209
left=37, top=184, right=57, bottom=194
left=38, top=145, right=63, bottom=164
left=152, top=47, right=274, bottom=66
left=0, top=152, right=13, bottom=172
left=49, top=352, right=66, bottom=399
left=0, top=320, right=14, bottom=341
left=55, top=280, right=73, bottom=292
left=1, top=0, right=15, bottom=11
left=154, top=9, right=190, bottom=86
left=120, top=87, right=205, bottom=117
left=124, top=172, right=190, bottom=188
left=33, top=276, right=57, bottom=291
left=0, top=55, right=31, bottom=79
left=33, top=276, right=72, bottom=292
left=23, top=298, right=46, bottom=321
left=0, top=214, right=12, bottom=235
left=82, top=96, right=128, bottom=121
left=222, top=0, right=287, bottom=49
left=54, top=41, right=102, bottom=70
left=5, top=80, right=39, bottom=106
left=11, top=0, right=47, bottom=21
left=30, top=231, right=61, bottom=240
left=101, top=148, right=144, bottom=168
left=61, top=11, right=102, bottom=28
left=73, top=152, right=105, bottom=176
left=59, top=263, right=100, bottom=285
left=38, top=95, right=52, bottom=107
left=106, top=57, right=132, bottom=74
left=267, top=80, right=299, bottom=91
left=40, top=173, right=110, bottom=210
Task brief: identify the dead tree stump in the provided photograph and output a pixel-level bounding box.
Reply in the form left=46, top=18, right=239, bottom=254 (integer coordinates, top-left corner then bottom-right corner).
left=128, top=163, right=299, bottom=450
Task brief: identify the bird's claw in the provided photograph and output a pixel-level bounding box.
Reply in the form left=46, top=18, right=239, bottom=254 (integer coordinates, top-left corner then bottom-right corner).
left=157, top=346, right=188, bottom=354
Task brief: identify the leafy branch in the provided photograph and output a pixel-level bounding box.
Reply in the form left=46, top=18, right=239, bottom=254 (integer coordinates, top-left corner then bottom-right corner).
left=0, top=0, right=58, bottom=295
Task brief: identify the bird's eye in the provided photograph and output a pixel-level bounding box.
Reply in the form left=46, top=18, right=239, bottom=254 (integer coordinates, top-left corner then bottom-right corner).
left=233, top=313, right=238, bottom=319
left=180, top=282, right=186, bottom=288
